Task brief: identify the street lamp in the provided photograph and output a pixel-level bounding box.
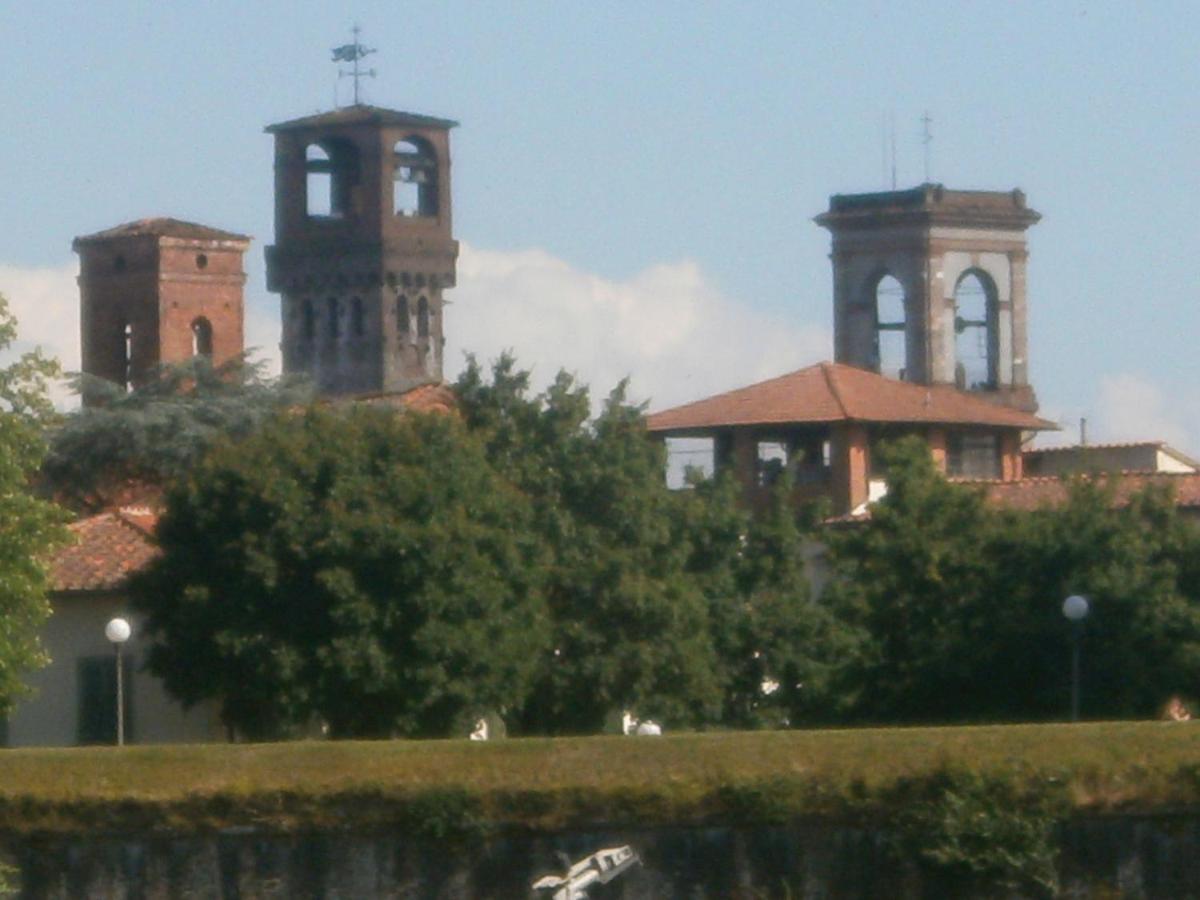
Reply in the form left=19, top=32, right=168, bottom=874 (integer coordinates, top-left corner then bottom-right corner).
left=104, top=617, right=132, bottom=746
left=1062, top=595, right=1089, bottom=722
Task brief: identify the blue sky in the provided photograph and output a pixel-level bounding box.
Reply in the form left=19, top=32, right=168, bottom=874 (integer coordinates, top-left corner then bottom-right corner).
left=2, top=2, right=1198, bottom=449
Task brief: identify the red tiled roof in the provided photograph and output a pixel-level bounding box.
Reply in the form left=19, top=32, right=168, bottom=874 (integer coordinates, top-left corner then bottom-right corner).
left=646, top=363, right=1054, bottom=434
left=73, top=218, right=250, bottom=245
left=50, top=508, right=160, bottom=593
left=320, top=382, right=460, bottom=415
left=978, top=472, right=1200, bottom=512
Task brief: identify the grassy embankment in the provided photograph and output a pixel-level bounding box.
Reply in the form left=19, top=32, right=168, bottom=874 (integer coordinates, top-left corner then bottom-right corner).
left=0, top=721, right=1196, bottom=836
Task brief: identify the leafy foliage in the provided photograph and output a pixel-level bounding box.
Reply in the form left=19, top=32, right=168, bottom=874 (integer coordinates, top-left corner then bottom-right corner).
left=456, top=355, right=723, bottom=733
left=824, top=435, right=1200, bottom=723
left=885, top=769, right=1064, bottom=898
left=131, top=406, right=547, bottom=739
left=41, top=355, right=310, bottom=512
left=0, top=293, right=70, bottom=713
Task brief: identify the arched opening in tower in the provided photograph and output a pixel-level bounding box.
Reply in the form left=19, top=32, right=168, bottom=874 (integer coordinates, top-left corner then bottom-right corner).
left=191, top=317, right=213, bottom=358
left=954, top=270, right=998, bottom=391
left=873, top=274, right=907, bottom=380
left=393, top=138, right=438, bottom=217
left=305, top=140, right=360, bottom=219
left=121, top=322, right=133, bottom=391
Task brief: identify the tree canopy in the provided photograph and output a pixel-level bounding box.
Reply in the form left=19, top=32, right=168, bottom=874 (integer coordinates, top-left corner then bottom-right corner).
left=0, top=293, right=70, bottom=713
left=131, top=406, right=547, bottom=739
left=41, top=355, right=310, bottom=513
left=823, top=436, right=1200, bottom=723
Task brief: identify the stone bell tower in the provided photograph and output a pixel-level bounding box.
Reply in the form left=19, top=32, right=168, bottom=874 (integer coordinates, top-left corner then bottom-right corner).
left=816, top=184, right=1040, bottom=412
left=264, top=105, right=459, bottom=397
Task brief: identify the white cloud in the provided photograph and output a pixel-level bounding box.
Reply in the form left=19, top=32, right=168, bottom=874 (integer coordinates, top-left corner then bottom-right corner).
left=1088, top=372, right=1199, bottom=451
left=448, top=243, right=830, bottom=411
left=0, top=262, right=80, bottom=407
left=1, top=245, right=831, bottom=415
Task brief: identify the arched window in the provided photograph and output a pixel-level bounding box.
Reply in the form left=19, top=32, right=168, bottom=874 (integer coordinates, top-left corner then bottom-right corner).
left=873, top=274, right=907, bottom=380
left=121, top=322, right=133, bottom=391
left=191, top=317, right=213, bottom=358
left=417, top=296, right=430, bottom=338
left=397, top=296, right=410, bottom=334
left=954, top=270, right=998, bottom=391
left=350, top=297, right=365, bottom=337
left=393, top=137, right=438, bottom=217
left=327, top=297, right=341, bottom=340
left=306, top=140, right=360, bottom=219
left=302, top=300, right=316, bottom=340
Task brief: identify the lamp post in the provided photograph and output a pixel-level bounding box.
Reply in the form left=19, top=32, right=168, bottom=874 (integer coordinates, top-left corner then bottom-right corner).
left=1062, top=595, right=1089, bottom=722
left=104, top=617, right=131, bottom=746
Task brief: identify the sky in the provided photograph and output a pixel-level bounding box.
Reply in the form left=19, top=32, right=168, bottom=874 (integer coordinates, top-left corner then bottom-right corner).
left=2, top=2, right=1198, bottom=451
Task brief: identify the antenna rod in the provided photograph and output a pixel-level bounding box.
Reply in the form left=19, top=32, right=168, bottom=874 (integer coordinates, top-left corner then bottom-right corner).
left=921, top=110, right=933, bottom=183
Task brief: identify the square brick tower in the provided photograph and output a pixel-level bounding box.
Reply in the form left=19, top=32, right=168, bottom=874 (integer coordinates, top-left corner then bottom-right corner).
left=73, top=219, right=251, bottom=403
left=816, top=185, right=1040, bottom=412
left=264, top=105, right=459, bottom=397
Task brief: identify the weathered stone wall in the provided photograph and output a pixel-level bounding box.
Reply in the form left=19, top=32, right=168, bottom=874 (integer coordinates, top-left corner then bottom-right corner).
left=6, top=814, right=1200, bottom=899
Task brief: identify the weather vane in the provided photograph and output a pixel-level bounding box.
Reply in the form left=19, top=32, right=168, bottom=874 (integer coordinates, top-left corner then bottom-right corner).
left=332, top=24, right=376, bottom=106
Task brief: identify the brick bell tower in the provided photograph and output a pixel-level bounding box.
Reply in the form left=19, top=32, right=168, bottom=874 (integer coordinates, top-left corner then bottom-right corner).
left=816, top=184, right=1040, bottom=412
left=73, top=219, right=250, bottom=403
left=264, top=105, right=459, bottom=397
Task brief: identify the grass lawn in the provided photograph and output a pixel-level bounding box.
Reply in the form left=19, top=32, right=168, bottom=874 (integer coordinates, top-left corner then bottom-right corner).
left=0, top=721, right=1196, bottom=835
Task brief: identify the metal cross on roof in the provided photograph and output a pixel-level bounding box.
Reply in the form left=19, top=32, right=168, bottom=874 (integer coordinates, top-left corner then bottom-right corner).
left=332, top=24, right=376, bottom=106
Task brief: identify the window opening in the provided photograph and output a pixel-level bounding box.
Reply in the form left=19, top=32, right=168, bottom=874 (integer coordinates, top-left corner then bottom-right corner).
left=664, top=437, right=714, bottom=490
left=874, top=275, right=907, bottom=380
left=195, top=253, right=208, bottom=270
left=302, top=300, right=316, bottom=340
left=947, top=432, right=1001, bottom=479
left=327, top=297, right=341, bottom=340
left=397, top=296, right=410, bottom=334
left=306, top=140, right=360, bottom=219
left=756, top=441, right=788, bottom=487
left=794, top=436, right=831, bottom=484
left=191, top=317, right=213, bottom=358
left=121, top=323, right=133, bottom=391
left=954, top=270, right=998, bottom=391
left=77, top=655, right=134, bottom=745
left=393, top=138, right=438, bottom=217
left=350, top=297, right=365, bottom=337
left=114, top=254, right=127, bottom=273
left=417, top=296, right=430, bottom=338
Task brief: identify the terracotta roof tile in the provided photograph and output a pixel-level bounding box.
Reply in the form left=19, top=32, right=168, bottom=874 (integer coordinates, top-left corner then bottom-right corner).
left=73, top=218, right=250, bottom=245
left=977, top=472, right=1200, bottom=511
left=50, top=509, right=160, bottom=593
left=646, top=363, right=1054, bottom=433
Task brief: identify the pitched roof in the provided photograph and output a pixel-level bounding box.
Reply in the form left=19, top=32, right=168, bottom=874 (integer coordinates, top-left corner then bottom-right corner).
left=73, top=218, right=251, bottom=245
left=351, top=382, right=459, bottom=415
left=645, top=362, right=1055, bottom=434
left=979, top=472, right=1200, bottom=512
left=265, top=104, right=458, bottom=134
left=50, top=508, right=160, bottom=593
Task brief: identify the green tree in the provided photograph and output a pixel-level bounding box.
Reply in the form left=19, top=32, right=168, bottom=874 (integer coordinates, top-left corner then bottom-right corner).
left=457, top=355, right=722, bottom=733
left=0, top=293, right=70, bottom=712
left=131, top=406, right=548, bottom=739
left=41, top=355, right=310, bottom=512
left=681, top=472, right=842, bottom=728
left=824, top=435, right=1200, bottom=723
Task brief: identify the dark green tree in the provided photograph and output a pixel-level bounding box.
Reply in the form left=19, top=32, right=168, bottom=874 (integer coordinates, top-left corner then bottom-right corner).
left=457, top=354, right=722, bottom=733
left=131, top=406, right=548, bottom=739
left=0, top=293, right=70, bottom=712
left=41, top=355, right=310, bottom=512
left=681, top=471, right=843, bottom=728
left=824, top=435, right=1200, bottom=723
